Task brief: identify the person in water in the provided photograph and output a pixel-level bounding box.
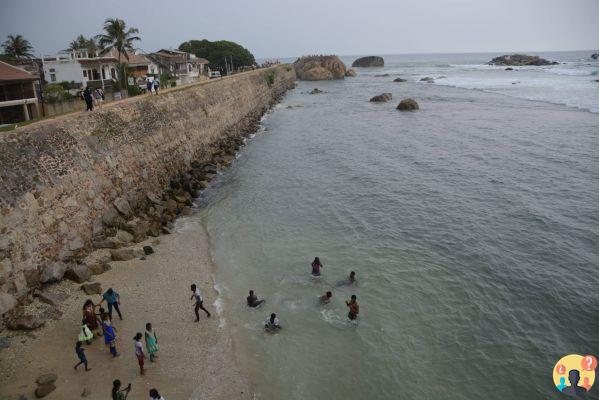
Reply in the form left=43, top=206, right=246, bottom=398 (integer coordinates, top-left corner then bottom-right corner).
left=190, top=284, right=211, bottom=321
left=320, top=291, right=333, bottom=304
left=349, top=271, right=356, bottom=283
left=74, top=341, right=90, bottom=371
left=562, top=369, right=589, bottom=398
left=247, top=290, right=265, bottom=308
left=264, top=313, right=281, bottom=332
left=346, top=295, right=359, bottom=320
left=311, top=257, right=323, bottom=276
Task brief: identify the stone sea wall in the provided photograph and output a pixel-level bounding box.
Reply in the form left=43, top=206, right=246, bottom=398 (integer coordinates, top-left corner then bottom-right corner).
left=0, top=65, right=296, bottom=315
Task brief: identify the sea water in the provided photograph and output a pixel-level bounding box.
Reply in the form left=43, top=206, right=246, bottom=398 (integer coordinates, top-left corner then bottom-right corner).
left=195, top=51, right=599, bottom=399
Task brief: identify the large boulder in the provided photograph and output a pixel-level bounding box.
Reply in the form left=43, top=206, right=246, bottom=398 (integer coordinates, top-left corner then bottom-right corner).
left=0, top=292, right=16, bottom=315
left=36, top=292, right=68, bottom=307
left=393, top=78, right=407, bottom=82
left=40, top=262, right=68, bottom=283
left=81, top=282, right=102, bottom=295
left=345, top=68, right=356, bottom=77
left=110, top=248, right=143, bottom=261
left=397, top=98, right=420, bottom=111
left=35, top=383, right=56, bottom=398
left=370, top=93, right=393, bottom=103
left=352, top=56, right=384, bottom=67
left=293, top=55, right=346, bottom=81
left=63, top=264, right=92, bottom=283
left=488, top=54, right=558, bottom=66
left=36, top=373, right=58, bottom=385
left=6, top=314, right=46, bottom=330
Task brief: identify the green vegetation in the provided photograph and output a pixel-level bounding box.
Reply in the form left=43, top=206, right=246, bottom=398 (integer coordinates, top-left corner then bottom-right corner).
left=1, top=34, right=34, bottom=59
left=0, top=119, right=38, bottom=132
left=44, top=83, right=74, bottom=103
left=66, top=34, right=98, bottom=56
left=127, top=85, right=142, bottom=97
left=178, top=39, right=255, bottom=71
left=265, top=71, right=275, bottom=86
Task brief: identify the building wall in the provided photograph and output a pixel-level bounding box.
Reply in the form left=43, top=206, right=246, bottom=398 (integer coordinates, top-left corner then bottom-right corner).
left=0, top=65, right=296, bottom=314
left=44, top=60, right=84, bottom=84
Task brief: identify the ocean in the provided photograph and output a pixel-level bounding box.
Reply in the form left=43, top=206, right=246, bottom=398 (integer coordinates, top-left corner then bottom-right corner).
left=193, top=51, right=599, bottom=399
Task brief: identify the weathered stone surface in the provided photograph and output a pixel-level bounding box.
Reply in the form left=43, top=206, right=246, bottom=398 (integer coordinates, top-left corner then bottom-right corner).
left=352, top=56, right=384, bottom=67
left=110, top=248, right=143, bottom=261
left=35, top=383, right=56, bottom=398
left=345, top=68, right=356, bottom=77
left=294, top=55, right=346, bottom=81
left=93, top=238, right=120, bottom=249
left=488, top=54, right=558, bottom=66
left=40, top=262, right=68, bottom=283
left=0, top=292, right=16, bottom=315
left=113, top=197, right=132, bottom=217
left=146, top=192, right=162, bottom=205
left=36, top=291, right=68, bottom=307
left=6, top=314, right=46, bottom=330
left=81, top=282, right=102, bottom=295
left=0, top=336, right=9, bottom=349
left=397, top=98, right=420, bottom=111
left=164, top=199, right=178, bottom=213
left=370, top=93, right=393, bottom=103
left=115, top=230, right=134, bottom=243
left=64, top=264, right=92, bottom=283
left=309, top=88, right=323, bottom=94
left=36, top=373, right=58, bottom=385
left=87, top=263, right=109, bottom=275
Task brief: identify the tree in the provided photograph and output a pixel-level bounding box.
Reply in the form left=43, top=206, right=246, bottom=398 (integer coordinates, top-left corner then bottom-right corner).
left=95, top=18, right=140, bottom=91
left=67, top=35, right=98, bottom=57
left=179, top=39, right=256, bottom=72
left=2, top=34, right=34, bottom=59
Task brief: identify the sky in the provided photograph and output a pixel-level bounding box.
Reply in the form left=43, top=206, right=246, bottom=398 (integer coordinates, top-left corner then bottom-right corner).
left=0, top=0, right=598, bottom=59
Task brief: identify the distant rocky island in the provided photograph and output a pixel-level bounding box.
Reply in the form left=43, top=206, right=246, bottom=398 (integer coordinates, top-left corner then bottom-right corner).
left=352, top=56, right=384, bottom=67
left=592, top=53, right=598, bottom=60
left=293, top=55, right=347, bottom=80
left=488, top=54, right=558, bottom=66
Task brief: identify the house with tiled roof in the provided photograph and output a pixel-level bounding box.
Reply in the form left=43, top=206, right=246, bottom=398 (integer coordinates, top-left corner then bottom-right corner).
left=149, top=49, right=209, bottom=84
left=0, top=61, right=41, bottom=125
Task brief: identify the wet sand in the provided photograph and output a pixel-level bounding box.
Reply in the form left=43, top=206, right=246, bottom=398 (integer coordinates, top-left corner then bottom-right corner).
left=0, top=218, right=250, bottom=400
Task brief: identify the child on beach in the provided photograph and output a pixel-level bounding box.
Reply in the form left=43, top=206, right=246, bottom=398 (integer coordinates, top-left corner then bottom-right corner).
left=145, top=322, right=159, bottom=362
left=311, top=257, right=323, bottom=276
left=149, top=388, right=165, bottom=400
left=346, top=295, right=360, bottom=320
left=134, top=332, right=146, bottom=375
left=112, top=380, right=131, bottom=400
left=83, top=299, right=102, bottom=336
left=73, top=341, right=90, bottom=371
left=78, top=319, right=93, bottom=344
left=102, top=313, right=119, bottom=357
left=190, top=284, right=211, bottom=321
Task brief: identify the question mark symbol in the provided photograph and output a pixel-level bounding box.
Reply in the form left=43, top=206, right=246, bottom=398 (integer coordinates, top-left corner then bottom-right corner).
left=581, top=355, right=597, bottom=371
left=556, top=364, right=566, bottom=374
left=587, top=357, right=593, bottom=370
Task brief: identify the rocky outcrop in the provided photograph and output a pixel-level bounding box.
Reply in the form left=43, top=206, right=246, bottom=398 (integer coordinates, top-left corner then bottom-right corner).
left=345, top=68, right=356, bottom=77
left=370, top=93, right=393, bottom=103
left=81, top=282, right=102, bottom=295
left=293, top=55, right=346, bottom=80
left=393, top=78, right=406, bottom=82
left=592, top=53, right=598, bottom=60
left=352, top=56, right=384, bottom=67
left=309, top=88, right=323, bottom=94
left=397, top=98, right=420, bottom=111
left=420, top=77, right=435, bottom=83
left=488, top=54, right=558, bottom=66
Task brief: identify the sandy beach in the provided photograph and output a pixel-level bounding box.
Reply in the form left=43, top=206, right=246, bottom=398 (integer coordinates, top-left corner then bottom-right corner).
left=0, top=216, right=250, bottom=400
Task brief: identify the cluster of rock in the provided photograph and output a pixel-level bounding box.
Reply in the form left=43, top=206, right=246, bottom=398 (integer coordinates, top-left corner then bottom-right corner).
left=488, top=54, right=558, bottom=66
left=352, top=56, right=384, bottom=67
left=345, top=68, right=357, bottom=77
left=293, top=55, right=347, bottom=80
left=370, top=93, right=392, bottom=103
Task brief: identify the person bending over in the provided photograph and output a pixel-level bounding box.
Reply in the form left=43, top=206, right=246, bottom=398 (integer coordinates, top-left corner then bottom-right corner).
left=247, top=290, right=265, bottom=308
left=320, top=291, right=333, bottom=304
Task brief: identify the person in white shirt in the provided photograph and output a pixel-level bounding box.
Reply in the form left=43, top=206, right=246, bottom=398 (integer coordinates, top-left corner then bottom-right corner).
left=133, top=332, right=146, bottom=375
left=149, top=388, right=165, bottom=400
left=190, top=284, right=211, bottom=322
left=264, top=313, right=281, bottom=332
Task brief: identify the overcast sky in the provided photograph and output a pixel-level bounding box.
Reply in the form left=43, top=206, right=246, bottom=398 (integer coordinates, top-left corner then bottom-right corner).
left=1, top=0, right=597, bottom=59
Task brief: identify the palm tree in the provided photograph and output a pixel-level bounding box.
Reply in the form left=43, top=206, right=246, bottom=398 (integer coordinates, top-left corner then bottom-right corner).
left=67, top=35, right=98, bottom=57
left=96, top=18, right=140, bottom=92
left=2, top=34, right=34, bottom=59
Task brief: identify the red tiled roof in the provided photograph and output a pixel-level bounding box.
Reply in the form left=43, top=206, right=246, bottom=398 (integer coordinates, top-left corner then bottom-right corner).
left=0, top=61, right=39, bottom=82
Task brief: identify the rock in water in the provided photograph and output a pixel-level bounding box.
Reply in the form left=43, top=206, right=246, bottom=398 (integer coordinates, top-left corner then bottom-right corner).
left=393, top=78, right=406, bottom=82
left=397, top=98, right=420, bottom=111
left=592, top=53, right=598, bottom=60
left=81, top=282, right=102, bottom=295
left=352, top=56, right=384, bottom=67
left=420, top=77, right=435, bottom=83
left=309, top=88, right=323, bottom=94
left=505, top=67, right=514, bottom=71
left=345, top=68, right=356, bottom=77
left=293, top=55, right=346, bottom=81
left=35, top=383, right=56, bottom=398
left=370, top=93, right=393, bottom=103
left=36, top=373, right=58, bottom=385
left=488, top=54, right=558, bottom=66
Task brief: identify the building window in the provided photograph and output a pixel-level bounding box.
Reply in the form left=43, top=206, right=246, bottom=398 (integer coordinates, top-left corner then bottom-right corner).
left=102, top=68, right=106, bottom=79
left=49, top=68, right=55, bottom=72
left=188, top=64, right=191, bottom=72
left=83, top=70, right=87, bottom=77
left=50, top=74, right=56, bottom=82
left=110, top=68, right=116, bottom=79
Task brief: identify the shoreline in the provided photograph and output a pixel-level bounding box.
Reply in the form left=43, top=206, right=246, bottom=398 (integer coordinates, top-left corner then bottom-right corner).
left=0, top=217, right=252, bottom=399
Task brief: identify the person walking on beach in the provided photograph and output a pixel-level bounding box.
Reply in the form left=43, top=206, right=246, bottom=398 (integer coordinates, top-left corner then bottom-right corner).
left=83, top=87, right=93, bottom=111
left=102, top=313, right=119, bottom=357
left=190, top=284, right=211, bottom=321
left=73, top=341, right=91, bottom=371
left=346, top=295, right=360, bottom=320
left=146, top=78, right=153, bottom=94
left=145, top=322, right=159, bottom=362
left=149, top=388, right=166, bottom=400
left=264, top=313, right=281, bottom=332
left=153, top=78, right=160, bottom=95
left=134, top=332, right=147, bottom=375
left=78, top=319, right=93, bottom=344
left=311, top=257, right=323, bottom=276
left=93, top=88, right=104, bottom=108
left=247, top=290, right=265, bottom=308
left=99, top=288, right=123, bottom=320
left=112, top=380, right=131, bottom=400
left=83, top=300, right=101, bottom=336
left=320, top=291, right=333, bottom=304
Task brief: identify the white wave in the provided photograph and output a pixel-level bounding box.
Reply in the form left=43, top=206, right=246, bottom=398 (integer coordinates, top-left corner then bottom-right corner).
left=212, top=279, right=226, bottom=328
